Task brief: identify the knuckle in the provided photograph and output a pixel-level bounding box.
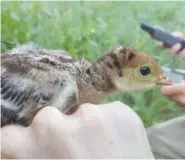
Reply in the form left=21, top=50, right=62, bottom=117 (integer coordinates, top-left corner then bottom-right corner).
left=78, top=102, right=144, bottom=129
left=31, top=106, right=65, bottom=128
left=113, top=100, right=126, bottom=105
left=78, top=103, right=105, bottom=122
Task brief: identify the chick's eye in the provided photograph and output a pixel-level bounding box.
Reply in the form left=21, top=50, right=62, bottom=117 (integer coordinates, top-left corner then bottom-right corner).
left=139, top=66, right=151, bottom=76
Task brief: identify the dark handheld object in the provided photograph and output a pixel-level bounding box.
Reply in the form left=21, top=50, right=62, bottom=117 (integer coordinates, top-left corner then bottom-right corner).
left=140, top=23, right=185, bottom=53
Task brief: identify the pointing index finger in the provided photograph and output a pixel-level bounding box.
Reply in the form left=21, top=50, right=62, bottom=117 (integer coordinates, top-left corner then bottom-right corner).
left=161, top=82, right=185, bottom=96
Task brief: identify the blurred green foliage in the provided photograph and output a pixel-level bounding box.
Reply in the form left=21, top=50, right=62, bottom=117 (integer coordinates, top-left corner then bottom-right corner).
left=1, top=1, right=185, bottom=126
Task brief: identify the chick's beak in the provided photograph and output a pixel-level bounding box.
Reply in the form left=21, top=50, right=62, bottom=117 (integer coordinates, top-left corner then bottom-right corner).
left=155, top=74, right=172, bottom=86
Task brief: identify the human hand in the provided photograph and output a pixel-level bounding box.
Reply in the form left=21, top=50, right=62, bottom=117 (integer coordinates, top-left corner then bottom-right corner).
left=161, top=81, right=185, bottom=107
left=157, top=31, right=185, bottom=58
left=1, top=102, right=154, bottom=159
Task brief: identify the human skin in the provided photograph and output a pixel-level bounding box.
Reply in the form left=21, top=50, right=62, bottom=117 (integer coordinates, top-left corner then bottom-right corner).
left=158, top=31, right=185, bottom=57
left=161, top=81, right=185, bottom=107
left=1, top=102, right=154, bottom=159
left=157, top=31, right=185, bottom=107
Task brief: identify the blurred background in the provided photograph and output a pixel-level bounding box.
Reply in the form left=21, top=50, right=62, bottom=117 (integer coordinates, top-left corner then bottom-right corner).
left=1, top=1, right=185, bottom=126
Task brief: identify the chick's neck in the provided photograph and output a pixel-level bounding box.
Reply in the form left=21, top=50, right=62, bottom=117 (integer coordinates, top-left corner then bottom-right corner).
left=76, top=59, right=117, bottom=104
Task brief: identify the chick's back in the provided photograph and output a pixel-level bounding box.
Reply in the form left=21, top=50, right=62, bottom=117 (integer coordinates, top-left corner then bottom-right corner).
left=1, top=46, right=78, bottom=127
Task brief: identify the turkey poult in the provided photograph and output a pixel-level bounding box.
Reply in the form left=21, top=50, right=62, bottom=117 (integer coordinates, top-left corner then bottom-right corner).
left=1, top=43, right=171, bottom=127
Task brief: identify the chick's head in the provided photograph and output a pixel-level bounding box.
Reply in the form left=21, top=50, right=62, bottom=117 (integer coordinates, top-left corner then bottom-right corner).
left=100, top=46, right=172, bottom=92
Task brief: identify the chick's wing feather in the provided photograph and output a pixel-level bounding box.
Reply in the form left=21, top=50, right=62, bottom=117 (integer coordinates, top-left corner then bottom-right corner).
left=1, top=46, right=73, bottom=114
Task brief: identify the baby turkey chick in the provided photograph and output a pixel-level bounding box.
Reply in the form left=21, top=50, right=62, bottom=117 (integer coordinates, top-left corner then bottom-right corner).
left=1, top=44, right=171, bottom=127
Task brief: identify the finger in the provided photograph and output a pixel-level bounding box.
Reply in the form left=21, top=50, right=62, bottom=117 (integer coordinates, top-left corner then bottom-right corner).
left=178, top=49, right=185, bottom=58
left=157, top=32, right=184, bottom=50
left=74, top=101, right=138, bottom=122
left=97, top=102, right=154, bottom=158
left=161, top=82, right=185, bottom=96
left=30, top=106, right=66, bottom=129
left=73, top=101, right=143, bottom=131
left=166, top=48, right=175, bottom=56
left=72, top=102, right=154, bottom=158
left=171, top=31, right=185, bottom=39
left=171, top=32, right=185, bottom=56
left=70, top=103, right=116, bottom=158
left=158, top=41, right=165, bottom=48
left=1, top=122, right=32, bottom=159
left=168, top=43, right=181, bottom=55
left=171, top=94, right=185, bottom=107
left=74, top=101, right=145, bottom=136
left=30, top=107, right=79, bottom=159
left=73, top=103, right=104, bottom=121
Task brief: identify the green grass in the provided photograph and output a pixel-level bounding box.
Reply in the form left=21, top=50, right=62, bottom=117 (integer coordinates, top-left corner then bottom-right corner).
left=1, top=1, right=185, bottom=126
